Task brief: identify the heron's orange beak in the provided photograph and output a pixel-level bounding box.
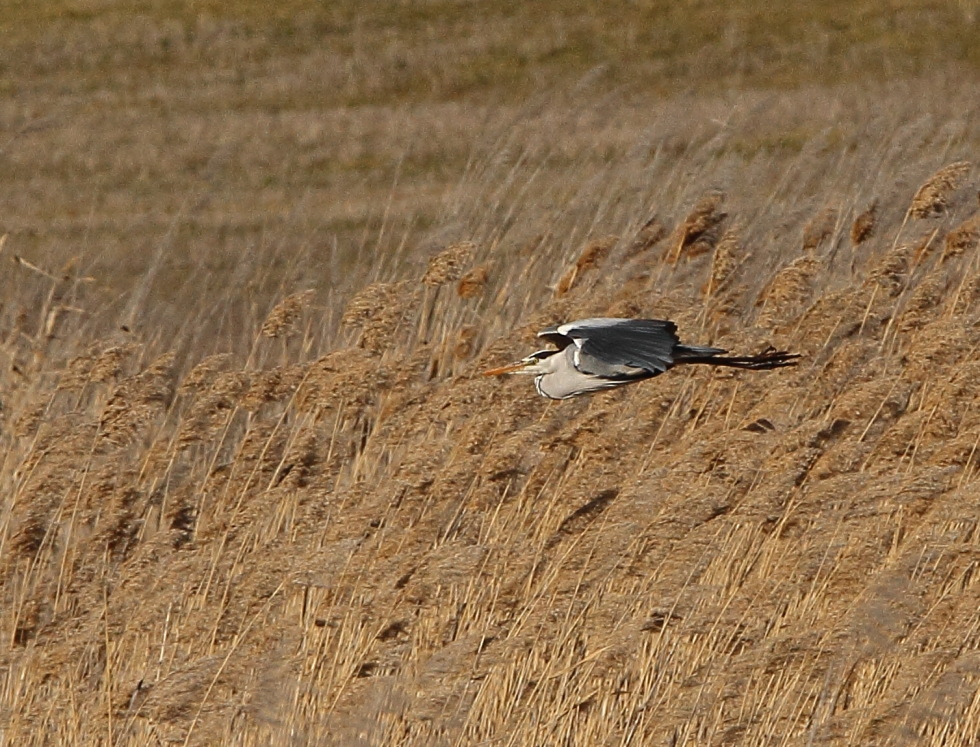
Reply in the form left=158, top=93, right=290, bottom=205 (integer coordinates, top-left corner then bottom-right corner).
left=482, top=361, right=530, bottom=376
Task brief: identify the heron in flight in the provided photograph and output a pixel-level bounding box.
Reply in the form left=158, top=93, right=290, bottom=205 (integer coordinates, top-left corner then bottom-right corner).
left=484, top=318, right=799, bottom=399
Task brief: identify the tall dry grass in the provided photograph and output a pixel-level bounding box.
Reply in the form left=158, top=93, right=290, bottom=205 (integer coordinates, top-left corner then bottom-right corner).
left=3, top=80, right=980, bottom=747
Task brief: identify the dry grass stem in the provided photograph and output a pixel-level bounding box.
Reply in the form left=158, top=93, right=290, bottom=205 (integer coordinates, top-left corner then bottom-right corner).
left=555, top=236, right=617, bottom=296
left=421, top=241, right=477, bottom=286
left=802, top=206, right=838, bottom=253
left=260, top=290, right=315, bottom=339
left=341, top=281, right=420, bottom=352
left=625, top=217, right=669, bottom=260
left=851, top=200, right=879, bottom=245
left=457, top=265, right=490, bottom=299
left=756, top=256, right=819, bottom=327
left=908, top=161, right=972, bottom=218
left=942, top=210, right=980, bottom=260
left=703, top=225, right=743, bottom=298
left=667, top=191, right=727, bottom=264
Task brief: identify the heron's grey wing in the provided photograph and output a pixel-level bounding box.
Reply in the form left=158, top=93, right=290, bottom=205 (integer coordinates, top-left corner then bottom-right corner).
left=570, top=348, right=652, bottom=379
left=558, top=318, right=681, bottom=375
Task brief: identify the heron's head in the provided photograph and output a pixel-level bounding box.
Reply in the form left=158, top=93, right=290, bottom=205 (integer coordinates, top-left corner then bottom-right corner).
left=482, top=349, right=557, bottom=376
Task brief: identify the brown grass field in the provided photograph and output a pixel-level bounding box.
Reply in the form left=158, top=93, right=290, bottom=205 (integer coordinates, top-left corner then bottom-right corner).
left=3, top=2, right=980, bottom=745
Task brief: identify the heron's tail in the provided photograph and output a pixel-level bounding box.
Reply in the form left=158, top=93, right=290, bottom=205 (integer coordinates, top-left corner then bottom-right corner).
left=675, top=345, right=800, bottom=370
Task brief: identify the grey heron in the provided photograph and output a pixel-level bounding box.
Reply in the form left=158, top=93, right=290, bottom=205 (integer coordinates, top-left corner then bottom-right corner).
left=483, top=317, right=799, bottom=399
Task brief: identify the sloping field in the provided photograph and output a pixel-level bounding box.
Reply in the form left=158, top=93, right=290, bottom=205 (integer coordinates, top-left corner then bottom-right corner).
left=3, top=3, right=980, bottom=746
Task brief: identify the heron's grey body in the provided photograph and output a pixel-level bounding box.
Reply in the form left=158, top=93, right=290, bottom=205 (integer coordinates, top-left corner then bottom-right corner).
left=488, top=317, right=799, bottom=400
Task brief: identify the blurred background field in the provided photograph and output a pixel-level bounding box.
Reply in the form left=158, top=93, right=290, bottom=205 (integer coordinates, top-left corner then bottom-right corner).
left=3, top=0, right=980, bottom=348
left=2, top=1, right=980, bottom=745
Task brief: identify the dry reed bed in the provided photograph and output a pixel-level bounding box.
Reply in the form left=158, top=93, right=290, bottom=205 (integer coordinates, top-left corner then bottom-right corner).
left=2, top=145, right=980, bottom=745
